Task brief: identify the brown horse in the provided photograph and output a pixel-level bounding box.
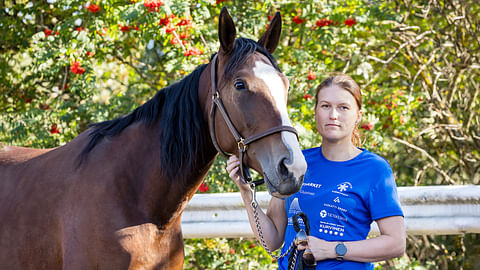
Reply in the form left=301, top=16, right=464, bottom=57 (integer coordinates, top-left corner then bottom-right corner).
left=0, top=7, right=306, bottom=269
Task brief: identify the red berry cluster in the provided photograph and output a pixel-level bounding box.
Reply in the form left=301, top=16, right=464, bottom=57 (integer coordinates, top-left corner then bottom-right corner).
left=292, top=15, right=306, bottom=24
left=157, top=14, right=202, bottom=57
left=144, top=0, right=163, bottom=12
left=50, top=124, right=60, bottom=134
left=198, top=183, right=209, bottom=192
left=119, top=24, right=139, bottom=32
left=184, top=47, right=202, bottom=57
left=316, top=18, right=334, bottom=27
left=87, top=4, right=100, bottom=13
left=344, top=18, right=357, bottom=26
left=361, top=123, right=373, bottom=130
left=70, top=62, right=85, bottom=74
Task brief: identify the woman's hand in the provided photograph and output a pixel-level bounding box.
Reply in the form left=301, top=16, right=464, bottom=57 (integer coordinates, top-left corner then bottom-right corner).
left=295, top=216, right=406, bottom=263
left=296, top=236, right=336, bottom=261
left=226, top=155, right=251, bottom=193
left=226, top=155, right=288, bottom=251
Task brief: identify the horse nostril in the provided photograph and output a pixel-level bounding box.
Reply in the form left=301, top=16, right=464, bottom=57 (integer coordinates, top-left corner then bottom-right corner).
left=278, top=158, right=292, bottom=180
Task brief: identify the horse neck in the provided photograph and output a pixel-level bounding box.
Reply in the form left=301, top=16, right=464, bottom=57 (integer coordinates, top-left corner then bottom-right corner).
left=120, top=77, right=217, bottom=228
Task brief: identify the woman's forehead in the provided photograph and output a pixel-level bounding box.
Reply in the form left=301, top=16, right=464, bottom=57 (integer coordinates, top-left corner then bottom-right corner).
left=317, top=85, right=356, bottom=104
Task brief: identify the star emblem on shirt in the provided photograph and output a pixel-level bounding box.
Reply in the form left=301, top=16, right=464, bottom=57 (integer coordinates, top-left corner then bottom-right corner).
left=336, top=182, right=352, bottom=192
left=338, top=183, right=349, bottom=192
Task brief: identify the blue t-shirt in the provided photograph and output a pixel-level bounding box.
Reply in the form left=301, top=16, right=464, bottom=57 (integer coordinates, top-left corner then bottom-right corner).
left=278, top=147, right=403, bottom=270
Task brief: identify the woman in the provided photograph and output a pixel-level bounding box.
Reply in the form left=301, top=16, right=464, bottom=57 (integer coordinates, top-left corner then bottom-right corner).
left=226, top=74, right=406, bottom=269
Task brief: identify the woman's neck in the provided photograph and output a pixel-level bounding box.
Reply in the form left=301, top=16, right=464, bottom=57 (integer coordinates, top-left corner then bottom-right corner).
left=321, top=141, right=362, bottom=161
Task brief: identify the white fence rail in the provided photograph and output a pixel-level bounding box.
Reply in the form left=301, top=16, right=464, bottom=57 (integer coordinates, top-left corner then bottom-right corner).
left=181, top=185, right=480, bottom=238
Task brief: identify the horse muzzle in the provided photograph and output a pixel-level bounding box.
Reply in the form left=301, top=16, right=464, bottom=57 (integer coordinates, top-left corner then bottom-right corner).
left=264, top=172, right=304, bottom=198
left=259, top=147, right=306, bottom=198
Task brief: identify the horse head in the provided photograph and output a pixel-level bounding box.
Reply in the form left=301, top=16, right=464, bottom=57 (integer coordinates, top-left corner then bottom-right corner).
left=209, top=7, right=307, bottom=198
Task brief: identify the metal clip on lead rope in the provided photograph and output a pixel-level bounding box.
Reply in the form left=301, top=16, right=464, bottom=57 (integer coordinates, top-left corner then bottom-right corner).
left=250, top=183, right=257, bottom=208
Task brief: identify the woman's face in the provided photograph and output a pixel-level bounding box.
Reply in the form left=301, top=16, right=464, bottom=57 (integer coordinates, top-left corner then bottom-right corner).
left=315, top=85, right=361, bottom=144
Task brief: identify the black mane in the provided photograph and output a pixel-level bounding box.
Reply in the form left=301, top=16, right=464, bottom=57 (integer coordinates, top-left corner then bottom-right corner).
left=79, top=38, right=279, bottom=181
left=79, top=64, right=209, bottom=181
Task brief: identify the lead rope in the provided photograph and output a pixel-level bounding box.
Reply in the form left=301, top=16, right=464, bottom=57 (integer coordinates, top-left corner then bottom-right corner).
left=250, top=184, right=316, bottom=270
left=289, top=248, right=299, bottom=270
left=249, top=184, right=295, bottom=261
left=288, top=213, right=316, bottom=270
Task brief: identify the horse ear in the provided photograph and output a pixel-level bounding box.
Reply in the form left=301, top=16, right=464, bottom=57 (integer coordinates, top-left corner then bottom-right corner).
left=218, top=7, right=236, bottom=55
left=258, top=12, right=282, bottom=54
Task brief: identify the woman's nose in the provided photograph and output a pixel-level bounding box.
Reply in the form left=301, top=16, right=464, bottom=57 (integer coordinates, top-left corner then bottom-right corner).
left=329, top=108, right=339, bottom=119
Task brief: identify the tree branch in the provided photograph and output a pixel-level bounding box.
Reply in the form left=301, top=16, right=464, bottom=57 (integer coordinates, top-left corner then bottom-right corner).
left=391, top=136, right=455, bottom=184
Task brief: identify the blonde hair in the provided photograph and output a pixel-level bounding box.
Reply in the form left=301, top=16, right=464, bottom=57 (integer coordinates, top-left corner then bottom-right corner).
left=315, top=74, right=362, bottom=147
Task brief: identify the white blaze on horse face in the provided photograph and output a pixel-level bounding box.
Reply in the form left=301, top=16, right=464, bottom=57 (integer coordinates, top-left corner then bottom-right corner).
left=253, top=61, right=307, bottom=180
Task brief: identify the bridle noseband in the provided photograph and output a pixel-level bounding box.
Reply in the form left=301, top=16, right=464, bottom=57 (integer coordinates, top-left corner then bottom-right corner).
left=208, top=54, right=299, bottom=186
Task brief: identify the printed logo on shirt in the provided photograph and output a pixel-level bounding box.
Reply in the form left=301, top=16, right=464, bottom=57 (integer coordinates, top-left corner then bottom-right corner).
left=337, top=182, right=352, bottom=192
left=303, top=182, right=322, bottom=189
left=287, top=198, right=305, bottom=226
left=322, top=193, right=351, bottom=215
left=288, top=198, right=302, bottom=214
left=299, top=182, right=321, bottom=196
left=332, top=181, right=353, bottom=197
left=319, top=221, right=345, bottom=237
left=319, top=209, right=348, bottom=222
left=324, top=203, right=348, bottom=213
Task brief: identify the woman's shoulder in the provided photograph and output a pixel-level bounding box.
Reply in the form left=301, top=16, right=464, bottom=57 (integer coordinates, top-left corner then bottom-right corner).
left=300, top=147, right=392, bottom=173
left=357, top=149, right=393, bottom=172
left=301, top=146, right=325, bottom=164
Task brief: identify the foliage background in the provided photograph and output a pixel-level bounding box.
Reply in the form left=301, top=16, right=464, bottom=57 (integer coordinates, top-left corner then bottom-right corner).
left=0, top=0, right=479, bottom=269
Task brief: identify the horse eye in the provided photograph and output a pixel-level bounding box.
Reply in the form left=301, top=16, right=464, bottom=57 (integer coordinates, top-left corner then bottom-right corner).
left=234, top=80, right=247, bottom=91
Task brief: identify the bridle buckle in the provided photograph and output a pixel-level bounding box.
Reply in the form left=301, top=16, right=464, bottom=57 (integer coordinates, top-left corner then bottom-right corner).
left=237, top=138, right=247, bottom=152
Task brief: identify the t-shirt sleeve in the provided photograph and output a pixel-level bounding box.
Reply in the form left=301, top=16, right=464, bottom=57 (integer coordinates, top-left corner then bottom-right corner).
left=368, top=162, right=404, bottom=220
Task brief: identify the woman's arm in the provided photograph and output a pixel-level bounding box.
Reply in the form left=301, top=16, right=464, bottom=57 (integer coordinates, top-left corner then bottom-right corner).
left=301, top=215, right=406, bottom=262
left=226, top=155, right=287, bottom=251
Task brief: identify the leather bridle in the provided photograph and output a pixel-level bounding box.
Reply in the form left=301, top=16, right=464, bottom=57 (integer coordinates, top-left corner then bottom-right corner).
left=208, top=54, right=299, bottom=186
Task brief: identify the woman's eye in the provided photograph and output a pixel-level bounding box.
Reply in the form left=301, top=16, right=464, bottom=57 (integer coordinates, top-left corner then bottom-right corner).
left=321, top=104, right=329, bottom=108
left=234, top=80, right=247, bottom=90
